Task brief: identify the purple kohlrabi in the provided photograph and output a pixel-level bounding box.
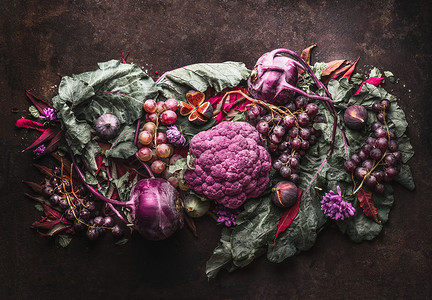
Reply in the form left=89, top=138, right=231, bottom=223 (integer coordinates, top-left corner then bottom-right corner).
left=247, top=49, right=299, bottom=106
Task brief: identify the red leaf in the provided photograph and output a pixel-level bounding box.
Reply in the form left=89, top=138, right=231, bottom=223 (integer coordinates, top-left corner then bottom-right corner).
left=26, top=90, right=52, bottom=114
left=354, top=77, right=385, bottom=95
left=184, top=214, right=198, bottom=238
left=33, top=163, right=54, bottom=177
left=342, top=57, right=360, bottom=79
left=15, top=118, right=45, bottom=131
left=322, top=60, right=347, bottom=77
left=301, top=43, right=317, bottom=65
left=43, top=203, right=62, bottom=219
left=43, top=130, right=64, bottom=154
left=357, top=188, right=381, bottom=224
left=32, top=219, right=61, bottom=230
left=274, top=188, right=303, bottom=242
left=23, top=128, right=57, bottom=151
left=331, top=62, right=353, bottom=79
left=23, top=181, right=43, bottom=194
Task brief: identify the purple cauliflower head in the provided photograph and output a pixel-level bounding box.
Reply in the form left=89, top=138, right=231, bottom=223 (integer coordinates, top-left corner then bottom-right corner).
left=184, top=121, right=271, bottom=209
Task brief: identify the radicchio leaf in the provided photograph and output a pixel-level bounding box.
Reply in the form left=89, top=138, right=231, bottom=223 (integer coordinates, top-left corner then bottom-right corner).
left=354, top=77, right=385, bottom=95
left=300, top=43, right=317, bottom=66
left=274, top=188, right=303, bottom=242
left=357, top=188, right=381, bottom=224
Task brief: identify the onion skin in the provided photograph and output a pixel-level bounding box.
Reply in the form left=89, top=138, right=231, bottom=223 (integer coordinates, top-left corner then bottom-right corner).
left=129, top=178, right=184, bottom=241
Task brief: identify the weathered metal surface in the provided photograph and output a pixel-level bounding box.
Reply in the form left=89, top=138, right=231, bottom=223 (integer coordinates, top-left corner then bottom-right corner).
left=1, top=0, right=431, bottom=299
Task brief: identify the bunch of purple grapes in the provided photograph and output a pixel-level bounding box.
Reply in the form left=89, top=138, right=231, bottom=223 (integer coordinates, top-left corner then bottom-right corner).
left=246, top=96, right=322, bottom=183
left=343, top=99, right=402, bottom=193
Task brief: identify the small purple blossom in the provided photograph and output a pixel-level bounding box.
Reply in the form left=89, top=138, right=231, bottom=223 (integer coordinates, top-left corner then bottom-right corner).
left=213, top=204, right=242, bottom=227
left=39, top=108, right=57, bottom=121
left=166, top=125, right=186, bottom=147
left=33, top=144, right=46, bottom=156
left=321, top=186, right=355, bottom=221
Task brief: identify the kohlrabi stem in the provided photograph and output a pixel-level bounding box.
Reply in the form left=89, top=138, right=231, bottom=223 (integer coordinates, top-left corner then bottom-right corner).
left=134, top=118, right=141, bottom=146
left=68, top=147, right=130, bottom=207
left=134, top=152, right=155, bottom=178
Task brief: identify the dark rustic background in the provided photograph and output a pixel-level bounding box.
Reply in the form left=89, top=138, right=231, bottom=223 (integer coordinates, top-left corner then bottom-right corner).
left=1, top=0, right=431, bottom=299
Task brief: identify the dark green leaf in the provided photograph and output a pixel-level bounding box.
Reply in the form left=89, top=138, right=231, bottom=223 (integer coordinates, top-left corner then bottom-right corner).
left=206, top=228, right=235, bottom=279
left=57, top=234, right=72, bottom=248
left=115, top=238, right=129, bottom=245
left=395, top=164, right=415, bottom=191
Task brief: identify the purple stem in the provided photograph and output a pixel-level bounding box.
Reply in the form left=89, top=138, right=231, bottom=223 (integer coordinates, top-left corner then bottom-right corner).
left=134, top=119, right=141, bottom=146
left=134, top=153, right=155, bottom=178
left=68, top=147, right=130, bottom=207
left=107, top=203, right=132, bottom=225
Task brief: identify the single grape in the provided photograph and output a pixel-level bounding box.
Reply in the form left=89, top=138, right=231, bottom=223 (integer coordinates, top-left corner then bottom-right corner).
left=362, top=144, right=372, bottom=155
left=112, top=225, right=124, bottom=238
left=344, top=160, right=356, bottom=172
left=86, top=201, right=96, bottom=212
left=155, top=143, right=172, bottom=158
left=372, top=103, right=381, bottom=113
left=354, top=167, right=368, bottom=180
left=42, top=185, right=54, bottom=197
left=161, top=110, right=177, bottom=125
left=143, top=122, right=159, bottom=135
left=358, top=150, right=369, bottom=161
left=73, top=220, right=86, bottom=232
left=388, top=129, right=396, bottom=140
left=393, top=151, right=402, bottom=161
left=256, top=120, right=270, bottom=133
left=384, top=154, right=397, bottom=166
left=143, top=99, right=157, bottom=113
left=295, top=96, right=308, bottom=109
left=365, top=175, right=377, bottom=187
left=300, top=140, right=310, bottom=150
left=273, top=160, right=283, bottom=170
left=297, top=113, right=310, bottom=127
left=375, top=183, right=385, bottom=193
left=138, top=131, right=153, bottom=145
left=290, top=173, right=300, bottom=183
left=246, top=109, right=258, bottom=121
left=285, top=102, right=296, bottom=112
left=270, top=133, right=282, bottom=144
left=362, top=159, right=373, bottom=171
left=49, top=194, right=61, bottom=206
left=145, top=113, right=158, bottom=123
left=380, top=99, right=391, bottom=111
left=288, top=156, right=299, bottom=168
left=385, top=167, right=398, bottom=179
left=279, top=153, right=289, bottom=163
left=86, top=228, right=99, bottom=240
left=156, top=132, right=167, bottom=145
left=79, top=209, right=91, bottom=221
left=376, top=138, right=388, bottom=151
left=164, top=98, right=179, bottom=111
left=351, top=154, right=361, bottom=165
left=280, top=166, right=292, bottom=178
left=156, top=101, right=166, bottom=113
left=64, top=208, right=77, bottom=221
left=270, top=115, right=282, bottom=126
left=59, top=199, right=69, bottom=210
left=370, top=148, right=383, bottom=160
left=371, top=122, right=382, bottom=131
left=103, top=216, right=114, bottom=227
left=298, top=149, right=306, bottom=156
left=137, top=147, right=153, bottom=162
left=300, top=128, right=311, bottom=140
left=309, top=135, right=317, bottom=145
left=314, top=115, right=325, bottom=123
left=93, top=216, right=104, bottom=227
left=273, top=125, right=286, bottom=137
left=291, top=138, right=301, bottom=150
left=372, top=170, right=385, bottom=182
left=374, top=127, right=387, bottom=138
left=288, top=127, right=298, bottom=138
left=52, top=166, right=61, bottom=176
left=283, top=115, right=296, bottom=127
left=377, top=113, right=387, bottom=123
left=388, top=140, right=398, bottom=152
left=151, top=160, right=166, bottom=174
left=278, top=142, right=288, bottom=151
left=305, top=103, right=318, bottom=116
left=365, top=137, right=377, bottom=147
left=50, top=176, right=60, bottom=187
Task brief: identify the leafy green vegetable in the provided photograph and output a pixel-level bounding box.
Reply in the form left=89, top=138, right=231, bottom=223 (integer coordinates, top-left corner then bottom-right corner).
left=53, top=60, right=158, bottom=174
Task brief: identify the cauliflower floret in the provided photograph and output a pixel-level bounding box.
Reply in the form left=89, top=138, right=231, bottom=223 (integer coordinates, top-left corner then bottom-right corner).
left=184, top=121, right=271, bottom=209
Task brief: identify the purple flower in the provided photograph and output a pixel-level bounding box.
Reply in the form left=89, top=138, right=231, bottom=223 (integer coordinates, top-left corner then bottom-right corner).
left=213, top=204, right=242, bottom=227
left=166, top=125, right=186, bottom=147
left=33, top=144, right=46, bottom=156
left=321, top=186, right=355, bottom=221
left=39, top=108, right=57, bottom=121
